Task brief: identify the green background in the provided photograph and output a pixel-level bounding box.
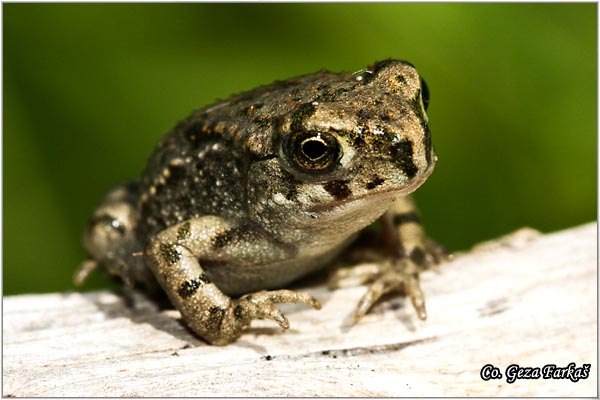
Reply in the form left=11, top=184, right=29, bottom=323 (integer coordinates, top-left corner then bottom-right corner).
left=4, top=4, right=596, bottom=295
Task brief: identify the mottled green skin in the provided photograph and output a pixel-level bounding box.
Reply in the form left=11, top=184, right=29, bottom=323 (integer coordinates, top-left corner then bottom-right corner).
left=79, top=60, right=446, bottom=345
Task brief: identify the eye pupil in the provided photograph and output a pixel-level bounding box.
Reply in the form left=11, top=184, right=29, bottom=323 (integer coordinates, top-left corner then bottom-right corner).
left=302, top=138, right=328, bottom=160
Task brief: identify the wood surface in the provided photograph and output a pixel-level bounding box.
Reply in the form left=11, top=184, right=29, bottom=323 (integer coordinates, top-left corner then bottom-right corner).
left=3, top=222, right=597, bottom=396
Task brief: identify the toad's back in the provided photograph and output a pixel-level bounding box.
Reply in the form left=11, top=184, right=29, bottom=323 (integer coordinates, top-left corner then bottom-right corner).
left=137, top=129, right=248, bottom=239
left=137, top=69, right=351, bottom=239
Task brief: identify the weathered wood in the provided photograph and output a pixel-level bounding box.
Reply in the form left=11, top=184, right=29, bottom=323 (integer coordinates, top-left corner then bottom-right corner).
left=3, top=222, right=597, bottom=397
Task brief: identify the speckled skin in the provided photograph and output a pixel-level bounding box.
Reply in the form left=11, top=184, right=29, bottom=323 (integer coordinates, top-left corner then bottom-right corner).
left=76, top=60, right=449, bottom=345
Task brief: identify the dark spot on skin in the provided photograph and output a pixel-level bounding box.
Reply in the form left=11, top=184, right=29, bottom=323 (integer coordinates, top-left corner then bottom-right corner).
left=389, top=139, right=417, bottom=179
left=198, top=273, right=211, bottom=284
left=178, top=276, right=204, bottom=298
left=249, top=153, right=277, bottom=163
left=410, top=89, right=423, bottom=111
left=406, top=90, right=432, bottom=166
left=395, top=75, right=407, bottom=85
left=423, top=124, right=432, bottom=165
left=353, top=136, right=365, bottom=147
left=285, top=182, right=299, bottom=201
left=279, top=169, right=301, bottom=201
left=212, top=229, right=233, bottom=249
left=234, top=305, right=244, bottom=319
left=215, top=224, right=299, bottom=259
left=366, top=175, right=385, bottom=190
left=206, top=306, right=226, bottom=331
left=323, top=180, right=352, bottom=200
left=409, top=247, right=426, bottom=266
left=393, top=212, right=421, bottom=225
left=177, top=222, right=191, bottom=242
left=265, top=355, right=273, bottom=361
left=183, top=121, right=211, bottom=148
left=176, top=196, right=192, bottom=212
left=315, top=85, right=355, bottom=103
left=194, top=159, right=206, bottom=172
left=356, top=109, right=372, bottom=125
left=90, top=214, right=126, bottom=235
left=139, top=201, right=153, bottom=226
left=290, top=102, right=316, bottom=132
left=166, top=164, right=188, bottom=187
left=157, top=148, right=169, bottom=166
left=421, top=78, right=430, bottom=111
left=160, top=243, right=181, bottom=266
left=153, top=181, right=167, bottom=197
left=253, top=115, right=272, bottom=128
left=174, top=273, right=211, bottom=298
left=211, top=226, right=263, bottom=250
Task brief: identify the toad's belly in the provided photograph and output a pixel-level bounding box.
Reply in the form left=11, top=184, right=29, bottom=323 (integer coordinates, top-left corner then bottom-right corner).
left=201, top=238, right=354, bottom=296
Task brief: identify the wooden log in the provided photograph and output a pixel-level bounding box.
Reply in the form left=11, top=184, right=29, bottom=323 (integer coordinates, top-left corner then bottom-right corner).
left=3, top=222, right=597, bottom=396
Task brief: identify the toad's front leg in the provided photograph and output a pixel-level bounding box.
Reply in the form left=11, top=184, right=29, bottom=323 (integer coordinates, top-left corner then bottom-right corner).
left=145, top=216, right=321, bottom=345
left=332, top=196, right=450, bottom=322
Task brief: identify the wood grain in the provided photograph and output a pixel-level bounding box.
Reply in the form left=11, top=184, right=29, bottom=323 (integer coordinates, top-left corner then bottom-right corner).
left=3, top=222, right=597, bottom=396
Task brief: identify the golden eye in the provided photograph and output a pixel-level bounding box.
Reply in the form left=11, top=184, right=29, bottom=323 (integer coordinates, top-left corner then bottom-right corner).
left=283, top=131, right=342, bottom=173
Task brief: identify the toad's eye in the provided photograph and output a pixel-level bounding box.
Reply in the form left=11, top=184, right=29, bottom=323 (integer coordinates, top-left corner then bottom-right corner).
left=420, top=78, right=430, bottom=111
left=283, top=131, right=342, bottom=173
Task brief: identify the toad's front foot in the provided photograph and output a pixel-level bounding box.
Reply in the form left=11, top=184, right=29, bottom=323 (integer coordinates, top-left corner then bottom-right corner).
left=200, top=290, right=321, bottom=346
left=352, top=258, right=427, bottom=322
left=330, top=238, right=450, bottom=322
left=235, top=290, right=322, bottom=330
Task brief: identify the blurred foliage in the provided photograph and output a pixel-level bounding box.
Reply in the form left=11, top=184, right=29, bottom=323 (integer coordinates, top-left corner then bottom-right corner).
left=4, top=3, right=596, bottom=295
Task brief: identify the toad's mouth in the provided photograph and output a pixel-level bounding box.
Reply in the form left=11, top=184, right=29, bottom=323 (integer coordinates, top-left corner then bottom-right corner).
left=309, top=165, right=434, bottom=214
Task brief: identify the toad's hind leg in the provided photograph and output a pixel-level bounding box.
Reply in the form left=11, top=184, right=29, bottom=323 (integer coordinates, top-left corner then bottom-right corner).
left=76, top=183, right=151, bottom=289
left=145, top=217, right=321, bottom=345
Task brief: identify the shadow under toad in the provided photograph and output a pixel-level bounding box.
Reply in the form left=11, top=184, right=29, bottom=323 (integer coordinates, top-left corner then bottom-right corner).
left=86, top=268, right=334, bottom=353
